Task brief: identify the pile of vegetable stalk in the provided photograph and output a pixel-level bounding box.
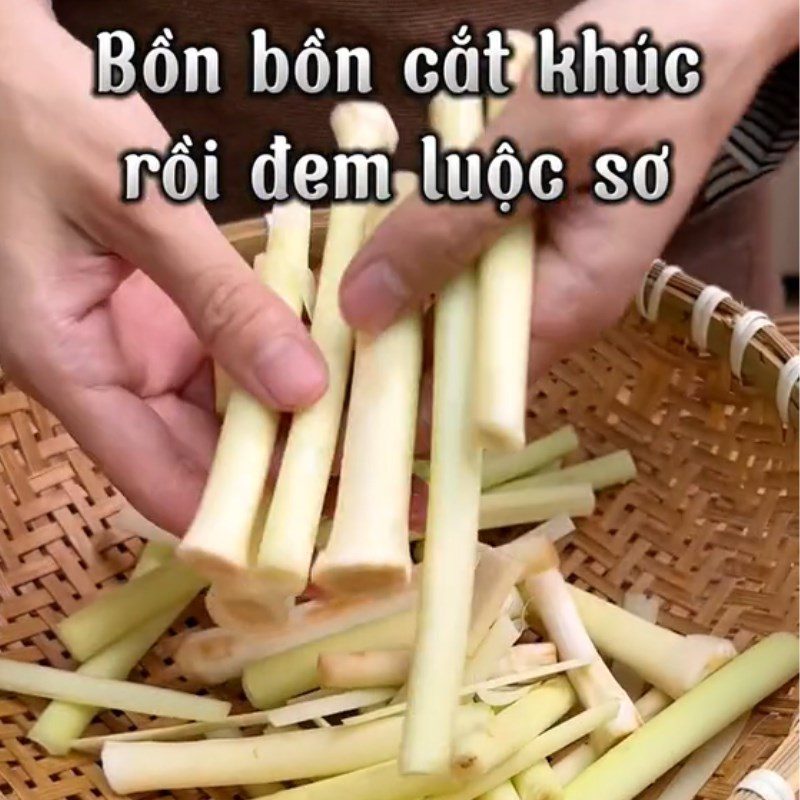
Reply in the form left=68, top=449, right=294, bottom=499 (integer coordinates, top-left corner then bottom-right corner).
left=0, top=34, right=797, bottom=800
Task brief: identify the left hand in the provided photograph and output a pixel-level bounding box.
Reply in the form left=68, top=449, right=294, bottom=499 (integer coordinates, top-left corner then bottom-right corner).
left=339, top=0, right=798, bottom=379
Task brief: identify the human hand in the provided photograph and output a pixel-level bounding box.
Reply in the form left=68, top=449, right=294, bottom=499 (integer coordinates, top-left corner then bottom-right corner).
left=340, top=0, right=799, bottom=378
left=0, top=4, right=327, bottom=532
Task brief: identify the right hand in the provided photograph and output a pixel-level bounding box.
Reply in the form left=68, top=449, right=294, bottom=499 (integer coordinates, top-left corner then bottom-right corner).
left=0, top=4, right=328, bottom=532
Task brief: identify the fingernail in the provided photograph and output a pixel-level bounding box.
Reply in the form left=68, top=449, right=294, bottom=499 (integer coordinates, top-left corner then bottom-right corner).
left=254, top=335, right=328, bottom=409
left=341, top=259, right=409, bottom=332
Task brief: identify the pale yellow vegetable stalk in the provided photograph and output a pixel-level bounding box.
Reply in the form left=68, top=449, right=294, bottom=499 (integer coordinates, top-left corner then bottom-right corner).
left=547, top=580, right=670, bottom=785
left=482, top=426, right=579, bottom=489
left=318, top=639, right=554, bottom=690
left=74, top=709, right=275, bottom=752
left=263, top=688, right=396, bottom=727
left=401, top=91, right=485, bottom=775
left=243, top=608, right=417, bottom=709
left=432, top=703, right=619, bottom=800
left=610, top=592, right=660, bottom=701
left=101, top=702, right=490, bottom=795
left=108, top=505, right=180, bottom=547
left=567, top=587, right=737, bottom=698
left=257, top=102, right=399, bottom=599
left=563, top=634, right=799, bottom=800
left=502, top=587, right=525, bottom=620
left=178, top=202, right=311, bottom=590
left=318, top=650, right=412, bottom=689
left=29, top=544, right=197, bottom=755
left=313, top=173, right=421, bottom=595
left=177, top=583, right=417, bottom=685
left=551, top=687, right=671, bottom=784
left=453, top=678, right=575, bottom=776
left=57, top=561, right=206, bottom=661
left=497, top=516, right=575, bottom=568
left=463, top=615, right=522, bottom=684
left=512, top=760, right=563, bottom=800
left=214, top=362, right=233, bottom=416
left=495, top=643, right=558, bottom=673
left=494, top=450, right=636, bottom=494
left=656, top=714, right=748, bottom=800
left=0, top=658, right=230, bottom=721
left=468, top=548, right=525, bottom=654
left=263, top=687, right=576, bottom=800
left=204, top=583, right=292, bottom=632
left=479, top=485, right=595, bottom=529
left=481, top=783, right=522, bottom=800
left=523, top=541, right=640, bottom=754
left=475, top=30, right=536, bottom=453
left=343, top=660, right=586, bottom=728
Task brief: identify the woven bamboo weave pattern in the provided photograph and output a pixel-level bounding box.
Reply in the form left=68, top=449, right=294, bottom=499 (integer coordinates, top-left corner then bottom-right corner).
left=0, top=219, right=797, bottom=800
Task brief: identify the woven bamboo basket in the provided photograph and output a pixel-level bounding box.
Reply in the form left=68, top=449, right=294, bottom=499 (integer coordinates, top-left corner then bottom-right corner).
left=0, top=212, right=797, bottom=800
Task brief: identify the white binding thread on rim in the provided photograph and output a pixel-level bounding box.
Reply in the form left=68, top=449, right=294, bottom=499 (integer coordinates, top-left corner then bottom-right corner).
left=637, top=263, right=683, bottom=322
left=776, top=355, right=800, bottom=426
left=730, top=310, right=773, bottom=380
left=734, top=768, right=794, bottom=800
left=691, top=285, right=731, bottom=351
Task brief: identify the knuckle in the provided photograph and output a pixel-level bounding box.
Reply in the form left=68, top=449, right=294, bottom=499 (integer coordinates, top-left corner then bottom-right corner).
left=193, top=269, right=268, bottom=350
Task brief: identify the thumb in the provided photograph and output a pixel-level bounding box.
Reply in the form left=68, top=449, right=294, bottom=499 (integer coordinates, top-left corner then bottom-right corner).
left=98, top=196, right=328, bottom=411
left=340, top=80, right=547, bottom=333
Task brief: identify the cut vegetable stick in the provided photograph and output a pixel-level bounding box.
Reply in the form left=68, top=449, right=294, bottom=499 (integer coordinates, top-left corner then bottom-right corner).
left=0, top=658, right=230, bottom=721
left=563, top=634, right=799, bottom=800
left=132, top=541, right=177, bottom=575
left=401, top=93, right=485, bottom=776
left=610, top=592, right=661, bottom=701
left=319, top=639, right=556, bottom=691
left=551, top=687, right=671, bottom=784
left=512, top=760, right=563, bottom=800
left=101, top=701, right=489, bottom=794
left=567, top=587, right=737, bottom=698
left=74, top=708, right=274, bottom=752
left=502, top=587, right=525, bottom=620
left=178, top=583, right=417, bottom=685
left=205, top=727, right=281, bottom=800
left=474, top=29, right=535, bottom=453
left=468, top=549, right=525, bottom=654
left=108, top=505, right=181, bottom=548
left=481, top=782, right=522, bottom=800
left=464, top=615, right=522, bottom=684
left=497, top=517, right=576, bottom=569
left=204, top=584, right=292, bottom=633
left=482, top=426, right=579, bottom=489
left=656, top=714, right=748, bottom=800
left=265, top=705, right=610, bottom=800
left=57, top=561, right=207, bottom=661
left=453, top=677, right=575, bottom=776
left=342, top=660, right=588, bottom=728
left=319, top=650, right=412, bottom=689
left=178, top=201, right=311, bottom=588
left=480, top=485, right=594, bottom=530
left=523, top=543, right=640, bottom=754
left=257, top=102, right=400, bottom=599
left=534, top=459, right=564, bottom=475
left=243, top=608, right=417, bottom=709
left=264, top=688, right=396, bottom=727
left=495, top=644, right=558, bottom=674
left=433, top=703, right=619, bottom=800
left=29, top=545, right=198, bottom=756
left=494, top=450, right=637, bottom=494
left=214, top=362, right=234, bottom=416
left=256, top=706, right=495, bottom=800
left=313, top=174, right=421, bottom=595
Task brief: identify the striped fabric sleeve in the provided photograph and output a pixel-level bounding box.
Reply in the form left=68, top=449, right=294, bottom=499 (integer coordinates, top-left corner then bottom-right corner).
left=703, top=54, right=798, bottom=208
